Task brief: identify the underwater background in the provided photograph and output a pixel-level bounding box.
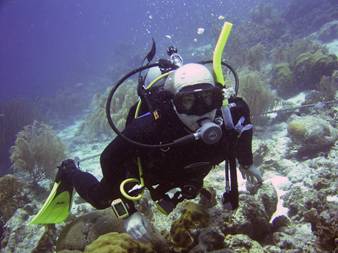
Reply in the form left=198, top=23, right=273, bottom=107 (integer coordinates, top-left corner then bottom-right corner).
left=0, top=0, right=337, bottom=252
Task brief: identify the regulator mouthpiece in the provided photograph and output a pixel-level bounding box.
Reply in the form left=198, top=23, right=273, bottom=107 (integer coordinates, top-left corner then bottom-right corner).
left=196, top=119, right=222, bottom=145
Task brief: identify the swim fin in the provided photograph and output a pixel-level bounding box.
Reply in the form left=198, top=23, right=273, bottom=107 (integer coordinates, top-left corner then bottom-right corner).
left=30, top=179, right=73, bottom=224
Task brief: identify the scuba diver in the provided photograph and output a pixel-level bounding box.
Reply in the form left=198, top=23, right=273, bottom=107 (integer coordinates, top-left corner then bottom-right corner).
left=30, top=22, right=262, bottom=241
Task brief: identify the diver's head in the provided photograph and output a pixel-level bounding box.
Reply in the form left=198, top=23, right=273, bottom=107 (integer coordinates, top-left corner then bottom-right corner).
left=164, top=63, right=223, bottom=131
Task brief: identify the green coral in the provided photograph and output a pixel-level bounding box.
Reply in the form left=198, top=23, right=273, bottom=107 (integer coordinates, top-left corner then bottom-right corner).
left=271, top=38, right=324, bottom=65
left=238, top=70, right=277, bottom=124
left=77, top=80, right=138, bottom=140
left=10, top=121, right=66, bottom=183
left=293, top=49, right=338, bottom=90
left=84, top=232, right=154, bottom=253
left=271, top=63, right=293, bottom=97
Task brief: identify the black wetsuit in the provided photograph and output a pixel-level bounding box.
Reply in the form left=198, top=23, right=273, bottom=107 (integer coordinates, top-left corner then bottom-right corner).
left=70, top=96, right=253, bottom=213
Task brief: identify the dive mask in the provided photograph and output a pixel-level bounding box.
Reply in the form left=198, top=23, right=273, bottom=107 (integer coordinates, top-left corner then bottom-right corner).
left=173, top=83, right=223, bottom=116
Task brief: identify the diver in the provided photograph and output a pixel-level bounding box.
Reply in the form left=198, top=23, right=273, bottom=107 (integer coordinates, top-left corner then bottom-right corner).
left=30, top=21, right=263, bottom=240
left=53, top=62, right=262, bottom=240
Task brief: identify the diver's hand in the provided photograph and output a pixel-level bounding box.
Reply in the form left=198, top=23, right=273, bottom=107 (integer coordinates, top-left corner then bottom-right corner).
left=124, top=212, right=152, bottom=241
left=239, top=164, right=263, bottom=185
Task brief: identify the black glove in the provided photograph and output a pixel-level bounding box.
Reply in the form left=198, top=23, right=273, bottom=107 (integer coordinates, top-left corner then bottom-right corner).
left=55, top=159, right=80, bottom=183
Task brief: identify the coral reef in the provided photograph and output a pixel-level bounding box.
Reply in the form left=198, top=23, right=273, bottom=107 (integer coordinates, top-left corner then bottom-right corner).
left=238, top=70, right=277, bottom=123
left=303, top=201, right=338, bottom=252
left=169, top=202, right=210, bottom=251
left=1, top=207, right=54, bottom=252
left=189, top=229, right=225, bottom=253
left=10, top=120, right=66, bottom=183
left=271, top=38, right=324, bottom=65
left=0, top=174, right=27, bottom=221
left=271, top=224, right=317, bottom=252
left=223, top=234, right=264, bottom=252
left=245, top=43, right=266, bottom=71
left=56, top=209, right=124, bottom=252
left=270, top=43, right=338, bottom=98
left=293, top=49, right=338, bottom=91
left=316, top=70, right=338, bottom=101
left=0, top=99, right=40, bottom=175
left=287, top=115, right=337, bottom=157
left=222, top=183, right=277, bottom=242
left=271, top=63, right=293, bottom=97
left=77, top=80, right=138, bottom=141
left=83, top=232, right=154, bottom=253
left=31, top=225, right=57, bottom=253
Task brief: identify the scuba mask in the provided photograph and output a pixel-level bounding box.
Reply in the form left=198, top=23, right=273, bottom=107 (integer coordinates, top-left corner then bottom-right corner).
left=173, top=83, right=223, bottom=116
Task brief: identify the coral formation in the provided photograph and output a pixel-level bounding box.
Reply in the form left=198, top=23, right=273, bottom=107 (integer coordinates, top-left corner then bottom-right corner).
left=316, top=70, right=338, bottom=101
left=273, top=39, right=324, bottom=65
left=77, top=80, right=138, bottom=141
left=56, top=209, right=124, bottom=252
left=245, top=43, right=266, bottom=71
left=169, top=202, right=210, bottom=251
left=222, top=183, right=277, bottom=242
left=293, top=49, right=338, bottom=91
left=271, top=63, right=293, bottom=97
left=287, top=115, right=337, bottom=157
left=189, top=229, right=225, bottom=253
left=84, top=232, right=154, bottom=253
left=304, top=201, right=338, bottom=252
left=0, top=174, right=26, bottom=221
left=223, top=234, right=264, bottom=252
left=10, top=120, right=66, bottom=183
left=238, top=70, right=277, bottom=123
left=0, top=99, right=40, bottom=175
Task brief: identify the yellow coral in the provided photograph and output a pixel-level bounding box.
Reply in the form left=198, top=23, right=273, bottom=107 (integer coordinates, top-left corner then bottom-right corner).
left=84, top=232, right=154, bottom=253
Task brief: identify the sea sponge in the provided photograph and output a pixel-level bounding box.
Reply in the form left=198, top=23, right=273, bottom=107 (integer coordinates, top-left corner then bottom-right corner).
left=84, top=232, right=154, bottom=253
left=10, top=121, right=66, bottom=183
left=287, top=116, right=337, bottom=156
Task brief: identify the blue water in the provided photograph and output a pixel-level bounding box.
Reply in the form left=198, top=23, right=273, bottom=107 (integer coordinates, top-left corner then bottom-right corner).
left=0, top=0, right=274, bottom=100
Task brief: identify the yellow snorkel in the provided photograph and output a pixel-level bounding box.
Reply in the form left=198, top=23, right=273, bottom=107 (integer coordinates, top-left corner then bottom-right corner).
left=213, top=21, right=233, bottom=87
